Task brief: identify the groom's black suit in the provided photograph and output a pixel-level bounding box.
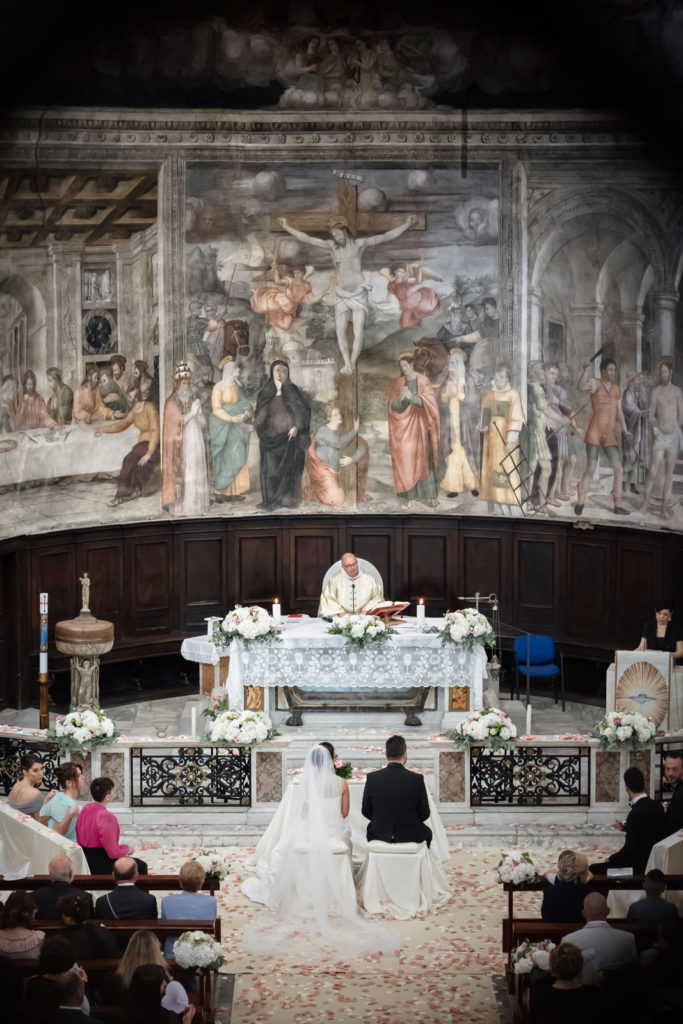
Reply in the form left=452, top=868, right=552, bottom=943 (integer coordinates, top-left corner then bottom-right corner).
left=362, top=761, right=432, bottom=847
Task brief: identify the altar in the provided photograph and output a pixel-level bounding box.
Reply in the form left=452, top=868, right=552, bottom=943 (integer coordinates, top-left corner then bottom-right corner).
left=181, top=617, right=489, bottom=729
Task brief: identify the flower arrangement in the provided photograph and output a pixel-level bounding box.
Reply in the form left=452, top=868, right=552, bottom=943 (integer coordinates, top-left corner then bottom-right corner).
left=448, top=707, right=518, bottom=751
left=201, top=694, right=231, bottom=722
left=172, top=931, right=225, bottom=970
left=327, top=613, right=396, bottom=651
left=511, top=938, right=555, bottom=976
left=46, top=707, right=118, bottom=754
left=497, top=850, right=540, bottom=885
left=334, top=759, right=354, bottom=779
left=213, top=605, right=281, bottom=647
left=209, top=709, right=273, bottom=746
left=195, top=849, right=230, bottom=880
left=428, top=608, right=496, bottom=651
left=591, top=711, right=656, bottom=750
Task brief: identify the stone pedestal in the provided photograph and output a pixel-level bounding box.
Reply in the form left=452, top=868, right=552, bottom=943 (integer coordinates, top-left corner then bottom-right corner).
left=55, top=612, right=114, bottom=710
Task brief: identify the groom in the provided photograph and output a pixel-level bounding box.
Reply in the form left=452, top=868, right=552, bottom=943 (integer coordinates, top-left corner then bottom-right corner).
left=362, top=734, right=432, bottom=847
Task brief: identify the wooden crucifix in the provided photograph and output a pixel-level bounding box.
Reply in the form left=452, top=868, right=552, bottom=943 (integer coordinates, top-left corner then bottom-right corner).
left=269, top=183, right=425, bottom=502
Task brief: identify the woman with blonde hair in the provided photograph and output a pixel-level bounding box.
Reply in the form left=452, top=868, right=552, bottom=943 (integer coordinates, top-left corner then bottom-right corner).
left=541, top=849, right=592, bottom=922
left=115, top=929, right=170, bottom=990
left=160, top=860, right=217, bottom=955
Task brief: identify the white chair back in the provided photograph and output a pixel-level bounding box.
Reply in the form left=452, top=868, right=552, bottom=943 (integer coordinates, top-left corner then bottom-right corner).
left=322, top=558, right=383, bottom=592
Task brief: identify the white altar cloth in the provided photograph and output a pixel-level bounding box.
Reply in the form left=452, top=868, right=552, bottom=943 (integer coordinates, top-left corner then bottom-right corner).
left=0, top=800, right=89, bottom=878
left=607, top=830, right=683, bottom=917
left=246, top=776, right=449, bottom=870
left=181, top=617, right=488, bottom=719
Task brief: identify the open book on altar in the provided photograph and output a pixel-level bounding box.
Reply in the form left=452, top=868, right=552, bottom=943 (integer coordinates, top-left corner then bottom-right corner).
left=366, top=601, right=411, bottom=622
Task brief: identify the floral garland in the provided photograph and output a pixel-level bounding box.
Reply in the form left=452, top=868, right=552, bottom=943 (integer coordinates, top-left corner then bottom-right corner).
left=213, top=605, right=281, bottom=647
left=173, top=931, right=225, bottom=970
left=497, top=850, right=540, bottom=885
left=46, top=707, right=118, bottom=755
left=327, top=613, right=396, bottom=652
left=591, top=710, right=656, bottom=750
left=511, top=938, right=555, bottom=976
left=195, top=849, right=230, bottom=880
left=209, top=709, right=274, bottom=746
left=448, top=707, right=518, bottom=751
left=427, top=608, right=496, bottom=651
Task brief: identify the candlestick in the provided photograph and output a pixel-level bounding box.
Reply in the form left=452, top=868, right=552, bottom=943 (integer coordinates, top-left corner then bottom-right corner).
left=205, top=616, right=217, bottom=639
left=525, top=704, right=532, bottom=736
left=190, top=707, right=197, bottom=737
left=416, top=599, right=425, bottom=625
left=273, top=598, right=281, bottom=623
left=39, top=593, right=49, bottom=728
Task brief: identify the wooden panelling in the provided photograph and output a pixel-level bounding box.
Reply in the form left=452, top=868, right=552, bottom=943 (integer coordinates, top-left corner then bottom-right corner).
left=29, top=543, right=77, bottom=642
left=513, top=531, right=565, bottom=632
left=403, top=530, right=452, bottom=611
left=177, top=529, right=227, bottom=632
left=234, top=531, right=280, bottom=606
left=77, top=533, right=124, bottom=636
left=566, top=533, right=615, bottom=641
left=290, top=530, right=338, bottom=608
left=345, top=528, right=395, bottom=598
left=615, top=541, right=662, bottom=647
left=460, top=528, right=512, bottom=615
left=123, top=532, right=173, bottom=634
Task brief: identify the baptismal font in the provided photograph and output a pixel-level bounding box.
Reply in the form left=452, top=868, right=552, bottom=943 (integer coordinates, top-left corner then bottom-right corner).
left=55, top=573, right=115, bottom=710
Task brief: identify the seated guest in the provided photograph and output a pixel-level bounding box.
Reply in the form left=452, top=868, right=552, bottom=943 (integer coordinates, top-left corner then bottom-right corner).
left=562, top=892, right=636, bottom=983
left=23, top=936, right=86, bottom=1023
left=128, top=964, right=194, bottom=1024
left=0, top=892, right=45, bottom=960
left=34, top=855, right=93, bottom=921
left=663, top=750, right=683, bottom=837
left=541, top=850, right=593, bottom=923
left=54, top=971, right=104, bottom=1024
left=95, top=857, right=158, bottom=921
left=530, top=942, right=605, bottom=1023
left=160, top=860, right=217, bottom=955
left=41, top=763, right=85, bottom=841
left=318, top=552, right=384, bottom=616
left=76, top=776, right=148, bottom=875
left=99, top=928, right=169, bottom=1006
left=56, top=891, right=120, bottom=959
left=7, top=753, right=56, bottom=823
left=627, top=868, right=679, bottom=925
left=589, top=767, right=664, bottom=875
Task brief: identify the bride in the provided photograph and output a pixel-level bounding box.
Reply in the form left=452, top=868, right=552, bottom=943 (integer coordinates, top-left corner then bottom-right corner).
left=241, top=744, right=400, bottom=955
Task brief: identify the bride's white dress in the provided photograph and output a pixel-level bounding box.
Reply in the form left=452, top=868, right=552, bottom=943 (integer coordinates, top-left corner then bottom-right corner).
left=241, top=745, right=400, bottom=955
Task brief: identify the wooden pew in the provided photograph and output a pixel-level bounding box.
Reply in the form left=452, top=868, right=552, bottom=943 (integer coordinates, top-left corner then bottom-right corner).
left=9, top=957, right=219, bottom=1024
left=38, top=917, right=222, bottom=943
left=0, top=874, right=221, bottom=893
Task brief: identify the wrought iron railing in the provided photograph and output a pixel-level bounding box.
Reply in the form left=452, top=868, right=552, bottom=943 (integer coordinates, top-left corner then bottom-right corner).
left=0, top=736, right=62, bottom=795
left=470, top=745, right=591, bottom=807
left=129, top=745, right=252, bottom=807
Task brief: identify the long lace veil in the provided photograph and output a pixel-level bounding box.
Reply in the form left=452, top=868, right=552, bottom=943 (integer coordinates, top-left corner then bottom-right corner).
left=243, top=744, right=400, bottom=956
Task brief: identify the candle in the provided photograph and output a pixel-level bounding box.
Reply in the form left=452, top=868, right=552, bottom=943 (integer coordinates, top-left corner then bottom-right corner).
left=416, top=599, right=425, bottom=625
left=205, top=616, right=213, bottom=639
left=190, top=707, right=197, bottom=737
left=273, top=598, right=281, bottom=623
left=39, top=593, right=48, bottom=675
left=525, top=704, right=532, bottom=736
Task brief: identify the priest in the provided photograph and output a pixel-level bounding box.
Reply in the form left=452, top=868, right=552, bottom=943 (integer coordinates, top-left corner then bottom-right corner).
left=318, top=552, right=384, bottom=616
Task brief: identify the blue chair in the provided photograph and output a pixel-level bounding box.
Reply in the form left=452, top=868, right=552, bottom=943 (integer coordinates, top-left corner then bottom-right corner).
left=512, top=635, right=565, bottom=711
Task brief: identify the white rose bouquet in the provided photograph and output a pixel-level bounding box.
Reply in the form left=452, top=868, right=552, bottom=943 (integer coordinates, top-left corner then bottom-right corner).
left=592, top=711, right=656, bottom=750
left=428, top=608, right=496, bottom=651
left=511, top=938, right=555, bottom=976
left=195, top=849, right=230, bottom=880
left=448, top=707, right=518, bottom=751
left=46, top=706, right=118, bottom=754
left=173, top=931, right=225, bottom=970
left=327, top=613, right=396, bottom=652
left=209, top=709, right=273, bottom=746
left=213, top=605, right=281, bottom=647
left=497, top=850, right=540, bottom=885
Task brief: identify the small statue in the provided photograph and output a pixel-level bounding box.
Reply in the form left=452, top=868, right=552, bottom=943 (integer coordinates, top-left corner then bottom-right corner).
left=79, top=572, right=91, bottom=615
left=71, top=655, right=99, bottom=709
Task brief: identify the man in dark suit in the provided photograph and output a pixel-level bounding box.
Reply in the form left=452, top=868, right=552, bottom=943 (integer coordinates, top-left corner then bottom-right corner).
left=34, top=855, right=94, bottom=920
left=95, top=857, right=158, bottom=920
left=361, top=734, right=432, bottom=847
left=663, top=750, right=683, bottom=836
left=589, top=766, right=665, bottom=874
left=627, top=869, right=679, bottom=924
left=54, top=972, right=104, bottom=1024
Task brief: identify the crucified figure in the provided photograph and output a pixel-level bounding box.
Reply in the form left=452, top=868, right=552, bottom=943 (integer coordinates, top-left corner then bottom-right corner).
left=277, top=213, right=416, bottom=373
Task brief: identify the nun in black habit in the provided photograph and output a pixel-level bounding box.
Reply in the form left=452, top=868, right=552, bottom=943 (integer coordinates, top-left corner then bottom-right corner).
left=254, top=360, right=311, bottom=509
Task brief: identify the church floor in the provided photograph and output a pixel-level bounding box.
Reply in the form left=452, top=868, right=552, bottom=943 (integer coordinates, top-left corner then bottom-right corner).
left=140, top=839, right=616, bottom=1024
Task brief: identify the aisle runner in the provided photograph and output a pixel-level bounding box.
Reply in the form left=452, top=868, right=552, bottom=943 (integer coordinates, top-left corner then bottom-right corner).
left=141, top=841, right=615, bottom=1024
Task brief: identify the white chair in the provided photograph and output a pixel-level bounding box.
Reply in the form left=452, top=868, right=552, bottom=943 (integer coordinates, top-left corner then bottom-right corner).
left=358, top=839, right=450, bottom=920
left=321, top=558, right=383, bottom=593
left=292, top=838, right=357, bottom=914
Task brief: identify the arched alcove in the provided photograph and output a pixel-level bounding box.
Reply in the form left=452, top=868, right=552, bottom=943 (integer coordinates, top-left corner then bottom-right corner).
left=0, top=273, right=48, bottom=390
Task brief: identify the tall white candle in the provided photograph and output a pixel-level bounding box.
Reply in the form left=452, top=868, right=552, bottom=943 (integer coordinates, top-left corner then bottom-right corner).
left=416, top=599, right=425, bottom=625
left=191, top=707, right=197, bottom=737
left=205, top=616, right=213, bottom=638
left=525, top=704, right=532, bottom=736
left=39, top=592, right=48, bottom=674
left=273, top=598, right=281, bottom=623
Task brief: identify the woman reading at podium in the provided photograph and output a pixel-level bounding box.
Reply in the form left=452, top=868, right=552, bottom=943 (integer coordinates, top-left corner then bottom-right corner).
left=634, top=601, right=683, bottom=661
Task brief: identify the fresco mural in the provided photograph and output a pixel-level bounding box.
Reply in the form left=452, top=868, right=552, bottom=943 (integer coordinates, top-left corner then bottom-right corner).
left=0, top=127, right=682, bottom=537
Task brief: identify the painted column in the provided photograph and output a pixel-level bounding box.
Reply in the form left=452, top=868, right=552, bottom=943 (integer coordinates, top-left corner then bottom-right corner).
left=618, top=311, right=643, bottom=371
left=653, top=290, right=678, bottom=358
left=570, top=302, right=603, bottom=361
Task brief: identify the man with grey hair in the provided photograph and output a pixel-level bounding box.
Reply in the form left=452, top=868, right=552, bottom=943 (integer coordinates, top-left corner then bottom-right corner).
left=562, top=892, right=636, bottom=982
left=34, top=854, right=93, bottom=920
